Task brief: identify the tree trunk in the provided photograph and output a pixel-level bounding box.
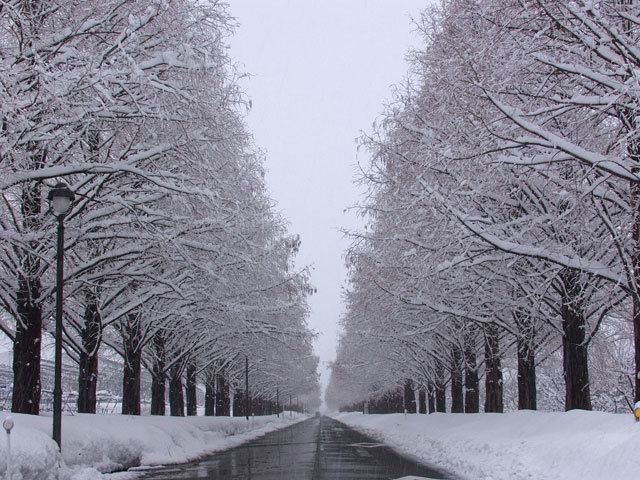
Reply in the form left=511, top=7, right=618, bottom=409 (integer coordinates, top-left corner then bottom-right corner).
left=150, top=333, right=166, bottom=416
left=78, top=131, right=102, bottom=415
left=78, top=291, right=101, bottom=413
left=205, top=376, right=215, bottom=416
left=234, top=389, right=248, bottom=417
left=12, top=174, right=44, bottom=415
left=464, top=327, right=479, bottom=413
left=215, top=375, right=230, bottom=416
left=169, top=366, right=185, bottom=417
left=122, top=350, right=141, bottom=415
left=151, top=374, right=166, bottom=416
left=418, top=390, right=426, bottom=414
left=403, top=379, right=416, bottom=413
left=635, top=274, right=640, bottom=404
left=450, top=345, right=464, bottom=413
left=427, top=381, right=436, bottom=413
left=560, top=269, right=591, bottom=410
left=624, top=71, right=640, bottom=404
left=517, top=334, right=537, bottom=410
left=254, top=396, right=264, bottom=415
left=633, top=180, right=640, bottom=403
left=12, top=283, right=42, bottom=415
left=484, top=324, right=503, bottom=413
left=121, top=316, right=141, bottom=415
left=186, top=362, right=197, bottom=416
left=435, top=361, right=447, bottom=413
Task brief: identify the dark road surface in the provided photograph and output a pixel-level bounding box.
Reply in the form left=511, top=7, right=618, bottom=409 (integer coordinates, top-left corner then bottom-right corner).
left=134, top=416, right=451, bottom=479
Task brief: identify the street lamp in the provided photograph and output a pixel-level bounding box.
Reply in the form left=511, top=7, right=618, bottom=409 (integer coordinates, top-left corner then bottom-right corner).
left=245, top=356, right=250, bottom=420
left=48, top=182, right=74, bottom=450
left=3, top=416, right=14, bottom=480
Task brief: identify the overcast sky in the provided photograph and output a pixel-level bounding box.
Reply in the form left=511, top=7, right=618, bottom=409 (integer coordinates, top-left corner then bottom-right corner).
left=228, top=1, right=430, bottom=388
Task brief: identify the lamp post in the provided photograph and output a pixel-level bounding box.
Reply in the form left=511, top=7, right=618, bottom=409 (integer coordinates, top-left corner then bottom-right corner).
left=245, top=356, right=250, bottom=420
left=48, top=183, right=74, bottom=450
left=3, top=416, right=14, bottom=480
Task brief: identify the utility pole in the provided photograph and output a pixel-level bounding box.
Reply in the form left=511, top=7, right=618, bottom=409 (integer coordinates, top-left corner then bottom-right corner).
left=245, top=356, right=249, bottom=420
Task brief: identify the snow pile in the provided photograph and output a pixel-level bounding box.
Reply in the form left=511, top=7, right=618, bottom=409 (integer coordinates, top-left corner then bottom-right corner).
left=0, top=412, right=306, bottom=479
left=333, top=410, right=640, bottom=480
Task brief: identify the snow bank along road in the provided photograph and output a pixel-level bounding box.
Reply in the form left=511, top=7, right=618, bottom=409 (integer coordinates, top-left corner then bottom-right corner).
left=0, top=412, right=308, bottom=479
left=133, top=416, right=453, bottom=479
left=4, top=409, right=637, bottom=479
left=334, top=410, right=640, bottom=480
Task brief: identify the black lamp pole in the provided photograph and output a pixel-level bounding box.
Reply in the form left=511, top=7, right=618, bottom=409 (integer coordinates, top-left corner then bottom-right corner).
left=245, top=356, right=249, bottom=420
left=48, top=183, right=74, bottom=451
left=52, top=213, right=64, bottom=449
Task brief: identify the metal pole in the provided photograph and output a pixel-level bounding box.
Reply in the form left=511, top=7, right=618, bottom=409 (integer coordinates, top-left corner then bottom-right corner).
left=6, top=428, right=10, bottom=480
left=53, top=215, right=64, bottom=450
left=6, top=430, right=13, bottom=480
left=4, top=419, right=12, bottom=480
left=245, top=356, right=249, bottom=420
left=276, top=387, right=279, bottom=418
left=289, top=394, right=292, bottom=417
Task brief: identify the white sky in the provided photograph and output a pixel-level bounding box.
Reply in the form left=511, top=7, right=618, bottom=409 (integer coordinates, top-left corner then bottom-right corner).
left=228, top=1, right=430, bottom=388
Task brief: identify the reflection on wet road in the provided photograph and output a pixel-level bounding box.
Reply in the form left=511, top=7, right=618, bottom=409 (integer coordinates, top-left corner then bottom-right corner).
left=314, top=417, right=448, bottom=479
left=136, top=416, right=451, bottom=479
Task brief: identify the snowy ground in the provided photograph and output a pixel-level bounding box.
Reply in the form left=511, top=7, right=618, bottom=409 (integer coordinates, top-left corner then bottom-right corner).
left=0, top=412, right=307, bottom=480
left=4, top=409, right=638, bottom=479
left=333, top=410, right=640, bottom=480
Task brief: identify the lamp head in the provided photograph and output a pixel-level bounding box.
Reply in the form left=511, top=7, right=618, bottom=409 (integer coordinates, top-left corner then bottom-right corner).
left=48, top=183, right=75, bottom=217
left=3, top=416, right=14, bottom=433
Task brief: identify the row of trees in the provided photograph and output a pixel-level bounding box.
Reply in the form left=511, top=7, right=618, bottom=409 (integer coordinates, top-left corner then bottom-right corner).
left=327, top=0, right=638, bottom=414
left=0, top=0, right=320, bottom=416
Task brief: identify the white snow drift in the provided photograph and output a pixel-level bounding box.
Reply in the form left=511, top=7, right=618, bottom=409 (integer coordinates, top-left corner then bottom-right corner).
left=0, top=412, right=306, bottom=480
left=334, top=410, right=640, bottom=480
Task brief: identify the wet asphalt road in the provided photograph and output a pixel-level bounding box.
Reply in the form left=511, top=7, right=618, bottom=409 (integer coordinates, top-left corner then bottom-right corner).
left=134, top=416, right=451, bottom=479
